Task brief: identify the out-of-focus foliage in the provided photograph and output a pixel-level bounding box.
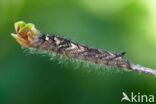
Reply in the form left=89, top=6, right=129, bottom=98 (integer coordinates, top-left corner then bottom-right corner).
left=0, top=0, right=156, bottom=104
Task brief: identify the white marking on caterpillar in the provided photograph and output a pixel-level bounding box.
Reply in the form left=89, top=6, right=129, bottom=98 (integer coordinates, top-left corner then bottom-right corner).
left=45, top=36, right=49, bottom=40
left=70, top=43, right=78, bottom=50
left=54, top=37, right=61, bottom=45
left=78, top=46, right=85, bottom=52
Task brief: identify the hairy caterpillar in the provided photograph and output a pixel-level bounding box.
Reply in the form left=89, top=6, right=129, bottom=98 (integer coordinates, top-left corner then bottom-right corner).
left=11, top=21, right=156, bottom=76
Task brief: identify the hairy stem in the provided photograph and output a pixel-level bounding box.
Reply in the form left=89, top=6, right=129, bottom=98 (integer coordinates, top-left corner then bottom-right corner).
left=130, top=64, right=156, bottom=76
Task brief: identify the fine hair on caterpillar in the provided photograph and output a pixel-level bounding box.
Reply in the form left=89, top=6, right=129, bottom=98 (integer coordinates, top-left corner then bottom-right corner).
left=22, top=46, right=124, bottom=75
left=11, top=21, right=156, bottom=76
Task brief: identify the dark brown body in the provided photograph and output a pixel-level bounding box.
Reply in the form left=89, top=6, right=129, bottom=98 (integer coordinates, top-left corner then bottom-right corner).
left=30, top=35, right=131, bottom=69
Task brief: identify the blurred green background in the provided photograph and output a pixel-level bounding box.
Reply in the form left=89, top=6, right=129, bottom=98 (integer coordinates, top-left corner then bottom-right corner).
left=0, top=0, right=156, bottom=104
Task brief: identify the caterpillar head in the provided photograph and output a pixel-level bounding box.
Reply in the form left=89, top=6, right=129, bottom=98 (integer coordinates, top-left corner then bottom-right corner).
left=11, top=21, right=40, bottom=47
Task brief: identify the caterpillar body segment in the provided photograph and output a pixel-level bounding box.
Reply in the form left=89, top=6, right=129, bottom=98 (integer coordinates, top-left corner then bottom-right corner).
left=31, top=35, right=131, bottom=69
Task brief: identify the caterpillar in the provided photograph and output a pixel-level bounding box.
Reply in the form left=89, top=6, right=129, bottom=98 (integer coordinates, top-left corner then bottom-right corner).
left=11, top=21, right=156, bottom=76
